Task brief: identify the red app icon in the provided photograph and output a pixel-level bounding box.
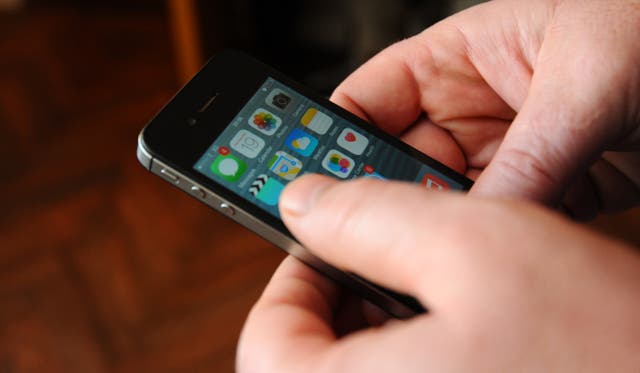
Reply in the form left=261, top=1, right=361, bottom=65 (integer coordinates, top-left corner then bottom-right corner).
left=422, top=174, right=450, bottom=191
left=364, top=165, right=375, bottom=174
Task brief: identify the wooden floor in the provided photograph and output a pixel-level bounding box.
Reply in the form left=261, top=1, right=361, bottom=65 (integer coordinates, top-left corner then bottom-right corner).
left=0, top=4, right=637, bottom=373
left=0, top=6, right=284, bottom=372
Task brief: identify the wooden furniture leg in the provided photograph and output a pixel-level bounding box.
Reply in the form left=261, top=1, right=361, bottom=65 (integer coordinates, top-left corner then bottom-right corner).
left=167, top=0, right=203, bottom=84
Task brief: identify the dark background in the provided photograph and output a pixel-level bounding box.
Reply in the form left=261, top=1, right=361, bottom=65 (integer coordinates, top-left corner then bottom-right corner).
left=0, top=1, right=638, bottom=372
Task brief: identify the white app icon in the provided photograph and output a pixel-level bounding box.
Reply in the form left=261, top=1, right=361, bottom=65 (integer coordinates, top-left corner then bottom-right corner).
left=230, top=130, right=265, bottom=159
left=248, top=108, right=282, bottom=136
left=337, top=128, right=369, bottom=155
left=321, top=149, right=355, bottom=179
left=301, top=108, right=332, bottom=135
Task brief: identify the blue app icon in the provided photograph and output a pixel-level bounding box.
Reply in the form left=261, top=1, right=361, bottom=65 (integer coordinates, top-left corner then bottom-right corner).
left=285, top=128, right=318, bottom=157
left=249, top=174, right=284, bottom=206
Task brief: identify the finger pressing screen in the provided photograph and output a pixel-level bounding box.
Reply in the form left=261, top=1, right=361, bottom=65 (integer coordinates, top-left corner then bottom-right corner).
left=278, top=175, right=475, bottom=306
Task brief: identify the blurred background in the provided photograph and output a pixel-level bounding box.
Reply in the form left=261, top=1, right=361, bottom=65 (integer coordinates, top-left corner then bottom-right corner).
left=0, top=0, right=638, bottom=372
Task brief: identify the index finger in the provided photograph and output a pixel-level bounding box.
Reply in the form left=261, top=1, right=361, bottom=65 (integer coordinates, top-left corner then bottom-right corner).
left=330, top=41, right=423, bottom=136
left=237, top=256, right=338, bottom=372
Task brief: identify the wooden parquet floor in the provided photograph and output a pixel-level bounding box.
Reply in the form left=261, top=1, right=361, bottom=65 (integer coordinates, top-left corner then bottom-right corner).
left=0, top=5, right=284, bottom=372
left=0, top=4, right=638, bottom=373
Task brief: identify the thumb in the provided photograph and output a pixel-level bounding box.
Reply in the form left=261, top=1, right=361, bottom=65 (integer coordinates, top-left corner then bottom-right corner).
left=471, top=29, right=627, bottom=204
left=278, top=174, right=474, bottom=306
left=471, top=76, right=612, bottom=204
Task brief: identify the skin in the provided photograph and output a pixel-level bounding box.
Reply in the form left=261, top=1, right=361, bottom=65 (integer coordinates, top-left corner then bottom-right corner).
left=238, top=0, right=640, bottom=371
left=239, top=177, right=640, bottom=372
left=330, top=0, right=640, bottom=218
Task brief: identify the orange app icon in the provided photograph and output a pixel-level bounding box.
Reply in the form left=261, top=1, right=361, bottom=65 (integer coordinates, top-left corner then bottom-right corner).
left=422, top=174, right=450, bottom=191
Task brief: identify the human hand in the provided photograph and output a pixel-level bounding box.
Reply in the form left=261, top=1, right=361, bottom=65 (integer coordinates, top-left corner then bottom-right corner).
left=330, top=0, right=640, bottom=219
left=237, top=175, right=640, bottom=372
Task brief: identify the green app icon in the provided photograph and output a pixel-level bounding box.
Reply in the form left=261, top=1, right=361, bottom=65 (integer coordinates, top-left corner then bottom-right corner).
left=210, top=153, right=247, bottom=182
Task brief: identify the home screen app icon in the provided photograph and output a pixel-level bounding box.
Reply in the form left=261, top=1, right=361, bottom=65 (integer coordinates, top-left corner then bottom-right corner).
left=321, top=149, right=355, bottom=179
left=210, top=152, right=247, bottom=182
left=268, top=151, right=303, bottom=181
left=285, top=128, right=318, bottom=157
left=249, top=174, right=284, bottom=206
left=300, top=107, right=332, bottom=135
left=249, top=108, right=282, bottom=135
left=337, top=128, right=369, bottom=155
left=230, top=129, right=265, bottom=159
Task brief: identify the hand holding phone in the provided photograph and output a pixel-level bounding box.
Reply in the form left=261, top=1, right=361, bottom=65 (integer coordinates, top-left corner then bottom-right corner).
left=241, top=174, right=640, bottom=372
left=137, top=51, right=472, bottom=318
left=237, top=0, right=640, bottom=368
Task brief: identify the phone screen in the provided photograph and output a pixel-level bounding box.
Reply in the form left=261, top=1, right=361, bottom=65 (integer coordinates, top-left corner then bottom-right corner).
left=193, top=78, right=465, bottom=218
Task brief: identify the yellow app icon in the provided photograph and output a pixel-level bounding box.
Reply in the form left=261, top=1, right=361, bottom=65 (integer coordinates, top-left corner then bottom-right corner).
left=301, top=108, right=332, bottom=135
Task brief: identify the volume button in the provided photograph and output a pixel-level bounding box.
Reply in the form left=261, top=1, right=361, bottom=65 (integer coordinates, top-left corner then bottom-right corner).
left=220, top=203, right=235, bottom=216
left=160, top=168, right=180, bottom=183
left=190, top=185, right=206, bottom=199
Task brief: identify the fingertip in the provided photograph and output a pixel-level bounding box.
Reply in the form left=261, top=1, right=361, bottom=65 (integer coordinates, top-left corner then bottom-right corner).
left=279, top=174, right=338, bottom=219
left=279, top=178, right=440, bottom=302
left=327, top=41, right=424, bottom=135
left=330, top=89, right=372, bottom=123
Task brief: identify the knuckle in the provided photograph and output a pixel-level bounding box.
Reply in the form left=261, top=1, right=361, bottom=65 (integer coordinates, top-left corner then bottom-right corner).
left=492, top=144, right=563, bottom=201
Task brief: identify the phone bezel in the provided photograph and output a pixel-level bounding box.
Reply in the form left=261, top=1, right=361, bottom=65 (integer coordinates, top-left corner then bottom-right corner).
left=141, top=50, right=473, bottom=242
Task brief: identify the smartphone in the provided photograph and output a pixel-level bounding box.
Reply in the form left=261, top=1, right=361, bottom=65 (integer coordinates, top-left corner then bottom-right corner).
left=137, top=51, right=472, bottom=318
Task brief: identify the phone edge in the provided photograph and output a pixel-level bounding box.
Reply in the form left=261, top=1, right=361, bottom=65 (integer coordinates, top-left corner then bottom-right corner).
left=137, top=132, right=424, bottom=319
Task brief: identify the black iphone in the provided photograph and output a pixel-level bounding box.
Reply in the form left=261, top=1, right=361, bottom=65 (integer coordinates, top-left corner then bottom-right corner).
left=137, top=51, right=473, bottom=318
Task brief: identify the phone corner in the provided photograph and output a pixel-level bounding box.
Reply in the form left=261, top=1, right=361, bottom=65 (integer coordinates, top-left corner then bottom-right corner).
left=136, top=132, right=153, bottom=170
